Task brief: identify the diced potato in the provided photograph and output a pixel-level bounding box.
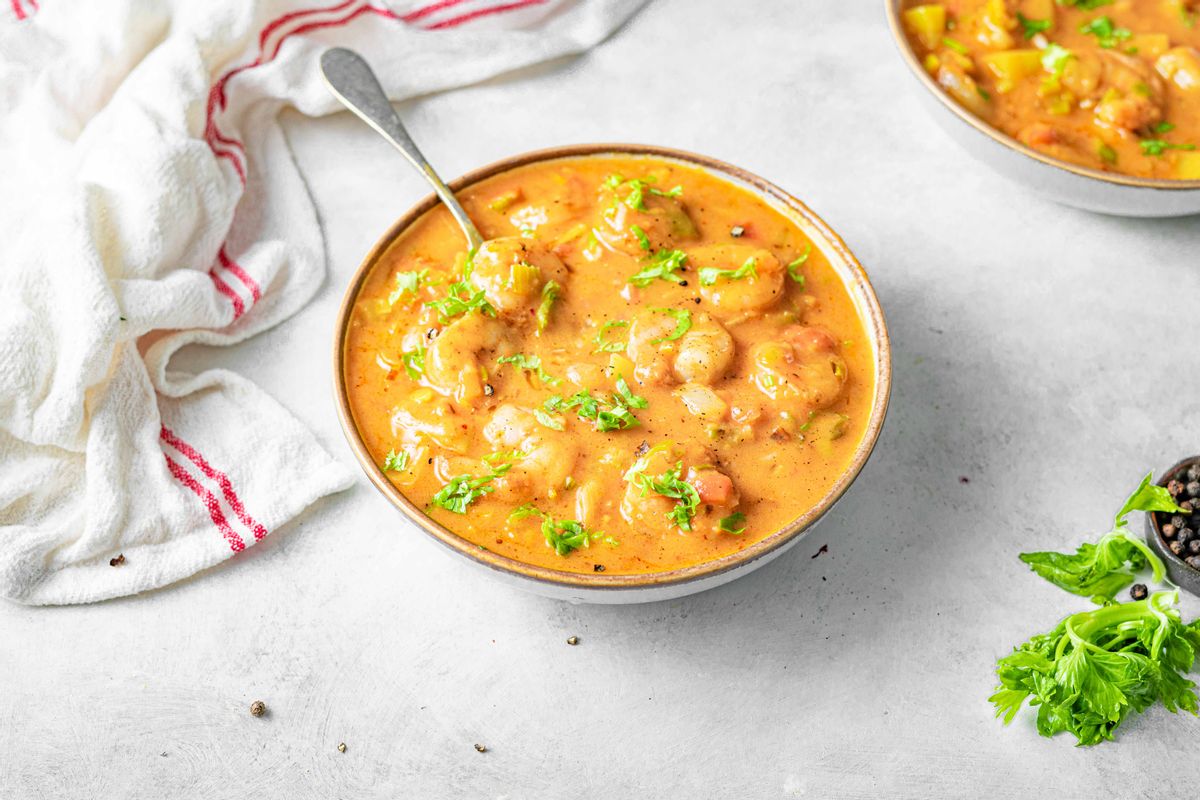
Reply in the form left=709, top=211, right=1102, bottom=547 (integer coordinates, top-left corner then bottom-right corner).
left=979, top=49, right=1043, bottom=92
left=674, top=383, right=728, bottom=423
left=1128, top=34, right=1171, bottom=61
left=1176, top=152, right=1200, bottom=180
left=1156, top=47, right=1200, bottom=91
left=903, top=4, right=947, bottom=51
left=937, top=61, right=991, bottom=116
left=976, top=0, right=1016, bottom=50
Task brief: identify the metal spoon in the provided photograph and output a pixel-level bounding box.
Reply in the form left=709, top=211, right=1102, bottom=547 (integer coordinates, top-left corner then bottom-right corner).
left=319, top=47, right=484, bottom=252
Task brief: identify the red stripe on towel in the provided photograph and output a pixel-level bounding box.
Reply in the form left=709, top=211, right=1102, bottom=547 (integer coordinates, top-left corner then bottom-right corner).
left=162, top=426, right=269, bottom=542
left=10, top=0, right=25, bottom=21
left=165, top=455, right=246, bottom=552
left=209, top=271, right=245, bottom=319
left=427, top=0, right=546, bottom=29
left=401, top=0, right=471, bottom=23
left=217, top=247, right=262, bottom=302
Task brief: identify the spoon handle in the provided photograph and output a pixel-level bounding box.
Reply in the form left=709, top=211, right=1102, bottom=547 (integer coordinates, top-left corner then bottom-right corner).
left=319, top=47, right=484, bottom=252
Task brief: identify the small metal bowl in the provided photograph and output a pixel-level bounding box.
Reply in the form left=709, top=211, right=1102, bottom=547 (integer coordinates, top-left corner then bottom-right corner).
left=333, top=143, right=892, bottom=604
left=884, top=0, right=1200, bottom=217
left=1145, top=456, right=1200, bottom=597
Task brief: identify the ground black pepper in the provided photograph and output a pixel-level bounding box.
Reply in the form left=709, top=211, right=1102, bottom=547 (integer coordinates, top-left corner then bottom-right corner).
left=1130, top=583, right=1148, bottom=601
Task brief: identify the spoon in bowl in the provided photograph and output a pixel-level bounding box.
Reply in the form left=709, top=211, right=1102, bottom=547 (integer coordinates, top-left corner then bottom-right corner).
left=319, top=47, right=484, bottom=253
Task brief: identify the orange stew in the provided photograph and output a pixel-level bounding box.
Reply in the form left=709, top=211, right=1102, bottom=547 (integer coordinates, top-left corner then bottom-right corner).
left=902, top=0, right=1200, bottom=178
left=343, top=156, right=876, bottom=574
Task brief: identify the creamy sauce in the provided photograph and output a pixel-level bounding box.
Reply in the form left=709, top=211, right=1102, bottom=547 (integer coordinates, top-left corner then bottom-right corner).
left=344, top=156, right=875, bottom=574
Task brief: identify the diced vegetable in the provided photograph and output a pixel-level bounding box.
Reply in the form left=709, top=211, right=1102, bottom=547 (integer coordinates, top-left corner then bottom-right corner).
left=903, top=4, right=947, bottom=51
left=1127, top=33, right=1170, bottom=60
left=979, top=49, right=1043, bottom=92
left=1176, top=151, right=1200, bottom=179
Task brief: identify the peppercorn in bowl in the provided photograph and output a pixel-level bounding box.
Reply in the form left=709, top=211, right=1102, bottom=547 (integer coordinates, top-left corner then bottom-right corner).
left=1147, top=455, right=1200, bottom=596
left=886, top=0, right=1200, bottom=216
left=333, top=144, right=891, bottom=603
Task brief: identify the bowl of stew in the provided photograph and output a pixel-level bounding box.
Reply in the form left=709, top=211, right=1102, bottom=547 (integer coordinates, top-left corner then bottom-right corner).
left=334, top=144, right=891, bottom=603
left=886, top=0, right=1200, bottom=217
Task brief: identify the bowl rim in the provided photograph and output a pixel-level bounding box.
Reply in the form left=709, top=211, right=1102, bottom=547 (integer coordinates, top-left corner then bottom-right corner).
left=1146, top=456, right=1200, bottom=577
left=332, top=142, right=893, bottom=593
left=883, top=0, right=1200, bottom=192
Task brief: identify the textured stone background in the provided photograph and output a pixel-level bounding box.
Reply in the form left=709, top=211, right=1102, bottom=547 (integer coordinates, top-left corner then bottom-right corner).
left=5, top=0, right=1199, bottom=796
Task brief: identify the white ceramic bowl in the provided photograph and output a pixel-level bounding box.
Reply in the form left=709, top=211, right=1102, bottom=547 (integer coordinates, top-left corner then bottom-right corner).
left=885, top=0, right=1200, bottom=217
left=334, top=144, right=892, bottom=604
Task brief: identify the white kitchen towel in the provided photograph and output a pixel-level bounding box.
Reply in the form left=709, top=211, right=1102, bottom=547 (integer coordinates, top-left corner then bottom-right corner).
left=0, top=0, right=647, bottom=605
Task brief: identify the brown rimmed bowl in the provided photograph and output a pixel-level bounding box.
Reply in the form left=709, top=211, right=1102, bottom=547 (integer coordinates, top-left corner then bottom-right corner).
left=1145, top=456, right=1200, bottom=598
left=884, top=0, right=1200, bottom=217
left=333, top=143, right=892, bottom=604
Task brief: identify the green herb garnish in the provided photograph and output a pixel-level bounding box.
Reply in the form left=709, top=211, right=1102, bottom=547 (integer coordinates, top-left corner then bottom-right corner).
left=533, top=407, right=565, bottom=431
left=426, top=280, right=496, bottom=322
left=382, top=449, right=409, bottom=472
left=1019, top=473, right=1184, bottom=602
left=991, top=589, right=1200, bottom=746
left=401, top=345, right=425, bottom=381
left=1058, top=0, right=1113, bottom=10
left=592, top=319, right=630, bottom=353
left=387, top=269, right=428, bottom=306
left=648, top=307, right=692, bottom=344
left=431, top=462, right=513, bottom=514
left=542, top=381, right=646, bottom=433
left=698, top=256, right=758, bottom=287
left=1078, top=15, right=1130, bottom=48
left=1141, top=139, right=1196, bottom=156
left=604, top=174, right=682, bottom=212
left=1041, top=43, right=1073, bottom=76
left=629, top=249, right=688, bottom=287
left=497, top=353, right=561, bottom=387
left=941, top=36, right=969, bottom=55
left=630, top=224, right=651, bottom=251
left=508, top=505, right=601, bottom=556
left=1017, top=12, right=1051, bottom=38
left=787, top=245, right=811, bottom=286
left=718, top=512, right=746, bottom=535
left=631, top=460, right=701, bottom=531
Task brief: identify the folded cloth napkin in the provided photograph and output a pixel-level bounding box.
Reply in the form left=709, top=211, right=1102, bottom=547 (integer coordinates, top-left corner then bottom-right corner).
left=0, top=0, right=646, bottom=605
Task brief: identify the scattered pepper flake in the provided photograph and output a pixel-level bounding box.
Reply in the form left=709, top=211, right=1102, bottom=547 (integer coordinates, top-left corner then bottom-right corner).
left=109, top=554, right=125, bottom=567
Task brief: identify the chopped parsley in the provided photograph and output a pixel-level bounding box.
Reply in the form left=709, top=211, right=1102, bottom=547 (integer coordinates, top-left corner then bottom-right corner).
left=426, top=280, right=496, bottom=322
left=787, top=244, right=811, bottom=285
left=648, top=307, right=692, bottom=344
left=630, top=224, right=651, bottom=251
left=497, top=353, right=561, bottom=386
left=629, top=249, right=688, bottom=287
left=542, top=380, right=646, bottom=433
left=387, top=269, right=427, bottom=306
left=631, top=460, right=701, bottom=531
left=402, top=345, right=425, bottom=381
left=431, top=458, right=517, bottom=514
left=1154, top=121, right=1177, bottom=134
left=1078, top=15, right=1130, bottom=48
left=1140, top=139, right=1196, bottom=156
left=698, top=255, right=758, bottom=287
left=1041, top=43, right=1073, bottom=77
left=382, top=449, right=409, bottom=472
left=718, top=511, right=747, bottom=535
left=533, top=407, right=565, bottom=431
left=1058, top=0, right=1113, bottom=9
left=604, top=174, right=683, bottom=212
left=592, top=319, right=630, bottom=353
left=1017, top=12, right=1051, bottom=39
left=536, top=280, right=560, bottom=332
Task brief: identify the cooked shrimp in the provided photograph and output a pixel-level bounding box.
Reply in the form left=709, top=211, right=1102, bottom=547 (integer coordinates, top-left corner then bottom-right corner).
left=1092, top=52, right=1166, bottom=135
left=593, top=179, right=698, bottom=256
left=468, top=237, right=568, bottom=322
left=692, top=245, right=786, bottom=319
left=424, top=313, right=508, bottom=405
left=749, top=325, right=847, bottom=415
left=483, top=405, right=579, bottom=500
left=626, top=310, right=734, bottom=387
left=390, top=396, right=471, bottom=454
left=620, top=442, right=738, bottom=533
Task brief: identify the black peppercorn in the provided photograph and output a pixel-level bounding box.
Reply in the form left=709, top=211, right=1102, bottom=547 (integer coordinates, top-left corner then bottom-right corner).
left=1188, top=481, right=1200, bottom=499
left=1178, top=527, right=1195, bottom=546
left=1181, top=500, right=1196, bottom=514
left=1168, top=480, right=1186, bottom=498
left=1189, top=539, right=1200, bottom=556
left=1171, top=540, right=1185, bottom=556
left=250, top=701, right=266, bottom=717
left=1188, top=464, right=1200, bottom=483
left=1163, top=523, right=1178, bottom=539
left=1130, top=583, right=1148, bottom=601
left=1188, top=556, right=1200, bottom=570
left=1172, top=515, right=1188, bottom=530
left=730, top=225, right=745, bottom=238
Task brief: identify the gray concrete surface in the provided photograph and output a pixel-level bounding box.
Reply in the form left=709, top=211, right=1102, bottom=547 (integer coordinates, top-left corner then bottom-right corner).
left=4, top=0, right=1199, bottom=796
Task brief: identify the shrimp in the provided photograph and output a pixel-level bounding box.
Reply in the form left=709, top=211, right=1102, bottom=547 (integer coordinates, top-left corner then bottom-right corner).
left=620, top=442, right=738, bottom=533
left=468, top=237, right=568, bottom=323
left=593, top=179, right=698, bottom=256
left=1157, top=46, right=1200, bottom=92
left=390, top=395, right=471, bottom=454
left=483, top=405, right=579, bottom=500
left=749, top=325, right=847, bottom=416
left=692, top=245, right=786, bottom=319
left=423, top=313, right=508, bottom=405
left=1092, top=52, right=1165, bottom=135
left=626, top=310, right=734, bottom=387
